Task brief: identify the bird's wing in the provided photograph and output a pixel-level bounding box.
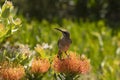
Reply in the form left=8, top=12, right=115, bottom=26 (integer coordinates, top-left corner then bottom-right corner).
left=57, top=38, right=63, bottom=48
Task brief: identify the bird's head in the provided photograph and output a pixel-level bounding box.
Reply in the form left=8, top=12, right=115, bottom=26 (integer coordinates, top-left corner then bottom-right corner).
left=54, top=28, right=70, bottom=38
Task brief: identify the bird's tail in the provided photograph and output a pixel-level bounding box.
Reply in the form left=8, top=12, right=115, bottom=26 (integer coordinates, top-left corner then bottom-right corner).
left=57, top=50, right=62, bottom=59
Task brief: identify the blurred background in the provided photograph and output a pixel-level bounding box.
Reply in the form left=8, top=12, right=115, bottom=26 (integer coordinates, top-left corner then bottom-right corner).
left=0, top=0, right=120, bottom=80
left=1, top=0, right=120, bottom=27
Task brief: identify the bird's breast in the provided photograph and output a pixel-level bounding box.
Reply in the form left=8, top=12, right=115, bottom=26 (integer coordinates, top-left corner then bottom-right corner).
left=58, top=38, right=71, bottom=51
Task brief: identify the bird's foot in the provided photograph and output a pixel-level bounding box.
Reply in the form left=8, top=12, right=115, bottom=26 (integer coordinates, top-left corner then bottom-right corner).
left=65, top=51, right=70, bottom=58
left=57, top=55, right=62, bottom=60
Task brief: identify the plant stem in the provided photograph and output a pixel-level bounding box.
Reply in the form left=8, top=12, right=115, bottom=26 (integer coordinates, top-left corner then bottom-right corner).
left=65, top=74, right=74, bottom=80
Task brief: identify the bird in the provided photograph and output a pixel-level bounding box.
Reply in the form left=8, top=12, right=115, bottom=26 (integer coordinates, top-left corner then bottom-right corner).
left=55, top=28, right=72, bottom=59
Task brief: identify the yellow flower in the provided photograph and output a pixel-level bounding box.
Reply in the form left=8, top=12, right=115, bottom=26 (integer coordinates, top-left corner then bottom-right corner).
left=4, top=1, right=13, bottom=8
left=34, top=44, right=44, bottom=54
left=13, top=18, right=21, bottom=25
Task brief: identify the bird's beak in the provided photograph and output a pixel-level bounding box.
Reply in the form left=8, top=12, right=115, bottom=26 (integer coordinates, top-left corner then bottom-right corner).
left=54, top=28, right=64, bottom=33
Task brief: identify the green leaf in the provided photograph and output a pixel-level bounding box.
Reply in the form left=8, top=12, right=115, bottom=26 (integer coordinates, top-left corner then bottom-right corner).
left=1, top=8, right=10, bottom=18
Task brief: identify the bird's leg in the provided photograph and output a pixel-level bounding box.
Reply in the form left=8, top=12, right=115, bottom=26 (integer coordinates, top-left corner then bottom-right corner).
left=65, top=51, right=69, bottom=58
left=57, top=50, right=62, bottom=59
left=65, top=51, right=67, bottom=55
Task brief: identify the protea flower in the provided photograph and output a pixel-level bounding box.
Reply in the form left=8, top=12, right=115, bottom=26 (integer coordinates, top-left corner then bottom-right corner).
left=0, top=62, right=25, bottom=80
left=52, top=52, right=90, bottom=80
left=31, top=58, right=50, bottom=73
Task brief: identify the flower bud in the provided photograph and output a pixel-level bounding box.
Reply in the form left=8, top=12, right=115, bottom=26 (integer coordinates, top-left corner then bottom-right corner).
left=1, top=1, right=13, bottom=18
left=13, top=18, right=21, bottom=25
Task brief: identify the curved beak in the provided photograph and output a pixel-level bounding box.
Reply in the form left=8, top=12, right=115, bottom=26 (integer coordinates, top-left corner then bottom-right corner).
left=54, top=28, right=64, bottom=33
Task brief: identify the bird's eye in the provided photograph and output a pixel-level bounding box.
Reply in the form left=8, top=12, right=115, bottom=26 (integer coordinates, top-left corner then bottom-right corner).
left=64, top=32, right=70, bottom=37
left=64, top=32, right=68, bottom=35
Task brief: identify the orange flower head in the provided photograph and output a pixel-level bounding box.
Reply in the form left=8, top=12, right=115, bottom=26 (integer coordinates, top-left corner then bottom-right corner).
left=0, top=62, right=25, bottom=80
left=31, top=58, right=50, bottom=73
left=78, top=54, right=90, bottom=74
left=52, top=52, right=90, bottom=74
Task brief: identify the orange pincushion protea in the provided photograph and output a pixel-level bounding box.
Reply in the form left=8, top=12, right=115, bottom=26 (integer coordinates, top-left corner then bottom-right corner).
left=31, top=58, right=50, bottom=73
left=79, top=58, right=90, bottom=74
left=52, top=52, right=90, bottom=74
left=0, top=62, right=25, bottom=80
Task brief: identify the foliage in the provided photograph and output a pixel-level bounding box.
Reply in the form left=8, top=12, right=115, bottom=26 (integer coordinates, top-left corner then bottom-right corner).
left=3, top=0, right=120, bottom=25
left=11, top=18, right=120, bottom=80
left=0, top=1, right=120, bottom=80
left=0, top=0, right=21, bottom=43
